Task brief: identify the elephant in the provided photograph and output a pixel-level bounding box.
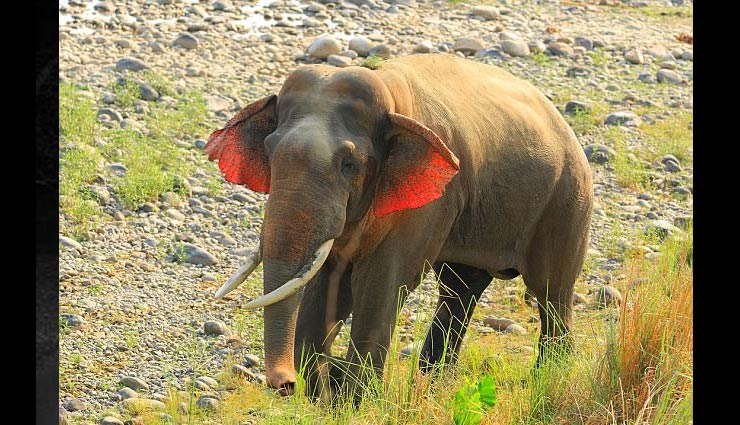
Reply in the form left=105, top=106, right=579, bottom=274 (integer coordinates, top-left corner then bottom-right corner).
left=204, top=53, right=593, bottom=401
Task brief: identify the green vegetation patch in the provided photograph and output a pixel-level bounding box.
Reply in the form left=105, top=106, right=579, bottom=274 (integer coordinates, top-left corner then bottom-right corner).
left=59, top=75, right=209, bottom=237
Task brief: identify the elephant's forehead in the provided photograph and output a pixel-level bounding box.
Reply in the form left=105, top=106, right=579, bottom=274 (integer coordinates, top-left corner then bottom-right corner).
left=279, top=65, right=388, bottom=109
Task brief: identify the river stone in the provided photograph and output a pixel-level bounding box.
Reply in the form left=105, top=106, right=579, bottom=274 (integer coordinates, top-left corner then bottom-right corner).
left=116, top=57, right=148, bottom=72
left=564, top=100, right=591, bottom=115
left=63, top=398, right=86, bottom=412
left=101, top=417, right=125, bottom=425
left=196, top=396, right=220, bottom=411
left=174, top=33, right=199, bottom=49
left=368, top=44, right=391, bottom=59
left=120, top=376, right=149, bottom=391
left=583, top=144, right=615, bottom=164
left=60, top=313, right=85, bottom=327
left=656, top=69, right=683, bottom=85
left=308, top=36, right=342, bottom=59
left=595, top=285, right=622, bottom=308
left=605, top=111, right=641, bottom=127
left=483, top=316, right=515, bottom=331
left=348, top=36, right=374, bottom=56
left=59, top=236, right=82, bottom=250
left=413, top=40, right=434, bottom=53
left=529, top=41, right=547, bottom=53
left=139, top=83, right=159, bottom=101
left=624, top=49, right=644, bottom=64
left=453, top=37, right=484, bottom=55
left=118, top=387, right=138, bottom=399
left=232, top=364, right=258, bottom=380
left=546, top=42, right=573, bottom=57
left=501, top=39, right=530, bottom=57
left=574, top=36, right=593, bottom=50
left=566, top=65, right=590, bottom=77
left=472, top=5, right=499, bottom=20
left=327, top=54, right=352, bottom=67
left=122, top=398, right=166, bottom=413
left=179, top=244, right=218, bottom=265
left=504, top=324, right=527, bottom=334
left=204, top=320, right=231, bottom=336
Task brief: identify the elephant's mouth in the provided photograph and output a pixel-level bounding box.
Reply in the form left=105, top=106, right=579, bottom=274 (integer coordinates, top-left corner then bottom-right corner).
left=214, top=239, right=335, bottom=307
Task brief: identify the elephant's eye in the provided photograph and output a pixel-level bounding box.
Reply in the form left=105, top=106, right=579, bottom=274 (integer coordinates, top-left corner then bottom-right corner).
left=341, top=159, right=358, bottom=179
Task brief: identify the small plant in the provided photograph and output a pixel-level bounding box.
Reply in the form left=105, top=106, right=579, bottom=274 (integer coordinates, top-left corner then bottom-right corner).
left=452, top=375, right=497, bottom=425
left=362, top=55, right=385, bottom=70
left=110, top=76, right=141, bottom=108
left=87, top=284, right=103, bottom=296
left=589, top=47, right=611, bottom=67
left=529, top=51, right=549, bottom=67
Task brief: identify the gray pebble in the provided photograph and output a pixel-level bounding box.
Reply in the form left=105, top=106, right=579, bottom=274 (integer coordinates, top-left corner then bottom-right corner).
left=62, top=398, right=86, bottom=412
left=413, top=40, right=434, bottom=53
left=501, top=39, right=530, bottom=57
left=196, top=396, right=220, bottom=411
left=657, top=69, right=683, bottom=85
left=118, top=387, right=138, bottom=399
left=504, top=324, right=527, bottom=334
left=574, top=36, right=592, bottom=51
left=139, top=83, right=159, bottom=101
left=453, top=37, right=484, bottom=55
left=243, top=353, right=260, bottom=367
left=368, top=44, right=391, bottom=59
left=59, top=236, right=82, bottom=250
left=595, top=285, right=622, bottom=308
left=139, top=202, right=158, bottom=213
left=605, top=111, right=641, bottom=127
left=120, top=376, right=149, bottom=391
left=483, top=316, right=515, bottom=331
left=583, top=144, right=615, bottom=164
left=60, top=313, right=85, bottom=327
left=308, top=36, right=342, bottom=59
left=624, top=49, right=644, bottom=64
left=174, top=33, right=199, bottom=49
left=98, top=108, right=123, bottom=122
left=348, top=36, right=374, bottom=56
left=232, top=364, right=258, bottom=380
left=116, top=57, right=148, bottom=72
left=566, top=65, right=590, bottom=77
left=471, top=5, right=499, bottom=20
left=101, top=417, right=125, bottom=425
left=122, top=398, right=166, bottom=412
left=327, top=54, right=352, bottom=67
left=564, top=100, right=591, bottom=115
left=179, top=244, right=218, bottom=266
left=546, top=42, right=573, bottom=57
left=204, top=320, right=230, bottom=336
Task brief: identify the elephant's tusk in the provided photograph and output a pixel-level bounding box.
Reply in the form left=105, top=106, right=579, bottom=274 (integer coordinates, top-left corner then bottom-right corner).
left=243, top=239, right=334, bottom=310
left=215, top=249, right=262, bottom=299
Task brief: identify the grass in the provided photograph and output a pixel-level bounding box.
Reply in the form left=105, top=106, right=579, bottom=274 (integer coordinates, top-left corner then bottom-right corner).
left=60, top=75, right=210, bottom=237
left=125, top=224, right=691, bottom=424
left=361, top=55, right=385, bottom=70
left=640, top=111, right=693, bottom=165
left=588, top=48, right=611, bottom=68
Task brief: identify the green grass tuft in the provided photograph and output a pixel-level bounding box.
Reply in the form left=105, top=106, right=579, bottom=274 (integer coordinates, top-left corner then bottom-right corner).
left=361, top=55, right=385, bottom=70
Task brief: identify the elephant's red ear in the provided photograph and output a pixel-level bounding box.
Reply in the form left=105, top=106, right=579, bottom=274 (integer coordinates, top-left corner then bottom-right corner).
left=203, top=95, right=277, bottom=193
left=372, top=113, right=460, bottom=218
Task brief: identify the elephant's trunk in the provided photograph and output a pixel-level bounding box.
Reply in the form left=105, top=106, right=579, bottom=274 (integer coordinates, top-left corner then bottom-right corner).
left=257, top=186, right=346, bottom=395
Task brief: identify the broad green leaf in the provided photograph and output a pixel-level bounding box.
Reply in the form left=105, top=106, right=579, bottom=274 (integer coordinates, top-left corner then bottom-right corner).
left=478, top=375, right=497, bottom=409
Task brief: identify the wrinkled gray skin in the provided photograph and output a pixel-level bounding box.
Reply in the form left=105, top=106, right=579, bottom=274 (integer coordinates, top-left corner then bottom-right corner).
left=206, top=54, right=593, bottom=402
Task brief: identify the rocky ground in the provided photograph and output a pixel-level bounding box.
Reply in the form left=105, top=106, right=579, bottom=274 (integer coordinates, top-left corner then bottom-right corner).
left=58, top=0, right=692, bottom=423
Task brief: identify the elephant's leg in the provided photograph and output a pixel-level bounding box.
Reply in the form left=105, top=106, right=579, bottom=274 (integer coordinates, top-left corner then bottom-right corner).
left=522, top=205, right=591, bottom=367
left=419, top=262, right=492, bottom=373
left=294, top=258, right=353, bottom=399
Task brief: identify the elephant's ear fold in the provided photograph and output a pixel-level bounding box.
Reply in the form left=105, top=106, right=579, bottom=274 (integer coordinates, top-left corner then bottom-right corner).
left=203, top=95, right=277, bottom=193
left=372, top=113, right=460, bottom=218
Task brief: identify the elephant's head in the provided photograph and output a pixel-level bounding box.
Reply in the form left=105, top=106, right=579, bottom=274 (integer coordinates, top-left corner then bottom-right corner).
left=204, top=65, right=459, bottom=395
